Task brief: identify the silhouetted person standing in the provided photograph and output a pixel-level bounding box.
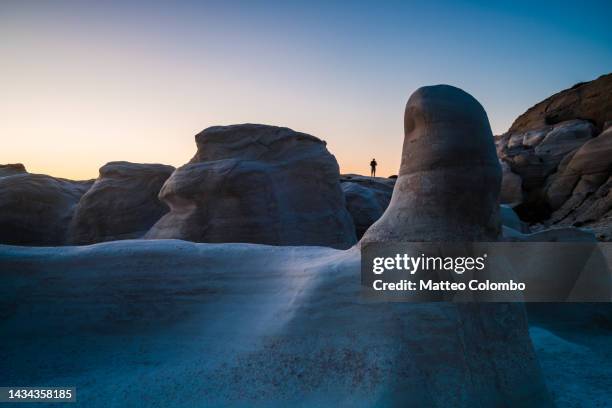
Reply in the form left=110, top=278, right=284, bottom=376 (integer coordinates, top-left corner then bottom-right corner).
left=370, top=158, right=377, bottom=177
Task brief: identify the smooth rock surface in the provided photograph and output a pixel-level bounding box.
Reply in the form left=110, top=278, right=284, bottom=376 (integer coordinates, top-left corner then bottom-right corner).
left=68, top=161, right=174, bottom=244
left=0, top=173, right=92, bottom=245
left=146, top=124, right=356, bottom=249
left=362, top=84, right=501, bottom=243
left=0, top=240, right=550, bottom=407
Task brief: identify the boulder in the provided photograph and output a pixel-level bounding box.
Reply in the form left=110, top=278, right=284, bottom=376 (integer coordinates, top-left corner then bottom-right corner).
left=0, top=173, right=92, bottom=245
left=0, top=163, right=27, bottom=177
left=509, top=73, right=612, bottom=133
left=340, top=174, right=394, bottom=239
left=146, top=124, right=356, bottom=249
left=68, top=161, right=175, bottom=244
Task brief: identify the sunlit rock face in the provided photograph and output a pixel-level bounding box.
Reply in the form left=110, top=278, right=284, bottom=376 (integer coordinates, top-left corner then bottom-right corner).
left=0, top=173, right=92, bottom=245
left=68, top=161, right=174, bottom=244
left=146, top=124, right=357, bottom=249
left=362, top=85, right=502, bottom=244
left=0, top=88, right=551, bottom=407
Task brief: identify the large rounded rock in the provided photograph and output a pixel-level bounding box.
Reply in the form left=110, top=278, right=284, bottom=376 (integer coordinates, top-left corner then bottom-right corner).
left=146, top=124, right=356, bottom=249
left=0, top=173, right=92, bottom=245
left=362, top=84, right=501, bottom=243
left=68, top=161, right=175, bottom=244
left=340, top=174, right=395, bottom=239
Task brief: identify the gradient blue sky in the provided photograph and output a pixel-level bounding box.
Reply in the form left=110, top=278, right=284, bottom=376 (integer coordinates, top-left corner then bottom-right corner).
left=1, top=0, right=611, bottom=178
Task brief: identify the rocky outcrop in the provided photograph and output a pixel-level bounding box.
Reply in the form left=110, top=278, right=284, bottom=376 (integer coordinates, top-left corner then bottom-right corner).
left=498, top=119, right=595, bottom=195
left=68, top=161, right=174, bottom=244
left=497, top=74, right=612, bottom=240
left=362, top=84, right=501, bottom=243
left=1, top=85, right=551, bottom=406
left=0, top=163, right=27, bottom=177
left=509, top=73, right=612, bottom=133
left=340, top=174, right=395, bottom=239
left=146, top=124, right=357, bottom=249
left=0, top=173, right=92, bottom=245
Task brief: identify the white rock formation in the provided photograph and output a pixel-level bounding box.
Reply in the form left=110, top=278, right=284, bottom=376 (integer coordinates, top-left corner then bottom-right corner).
left=0, top=87, right=551, bottom=407
left=146, top=124, right=356, bottom=249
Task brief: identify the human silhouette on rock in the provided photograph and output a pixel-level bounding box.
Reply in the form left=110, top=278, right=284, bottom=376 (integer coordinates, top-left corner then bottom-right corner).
left=370, top=158, right=377, bottom=177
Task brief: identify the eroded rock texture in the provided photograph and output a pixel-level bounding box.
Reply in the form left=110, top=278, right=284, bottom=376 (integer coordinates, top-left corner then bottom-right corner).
left=497, top=73, right=612, bottom=240
left=146, top=124, right=357, bottom=248
left=68, top=161, right=174, bottom=244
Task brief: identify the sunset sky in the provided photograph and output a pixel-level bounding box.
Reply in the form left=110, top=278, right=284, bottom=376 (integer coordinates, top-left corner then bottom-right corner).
left=1, top=0, right=611, bottom=179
